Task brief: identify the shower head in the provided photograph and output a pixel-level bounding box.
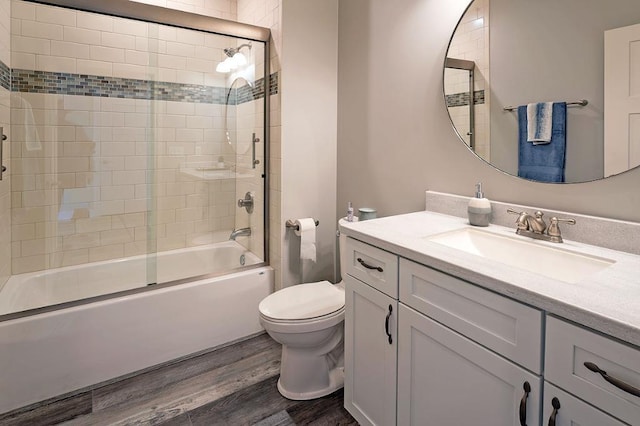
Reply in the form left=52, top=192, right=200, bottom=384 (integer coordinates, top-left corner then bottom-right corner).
left=223, top=43, right=252, bottom=58
left=217, top=43, right=252, bottom=73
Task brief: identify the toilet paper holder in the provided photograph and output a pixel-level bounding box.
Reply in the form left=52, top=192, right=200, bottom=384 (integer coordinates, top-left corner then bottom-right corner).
left=286, top=219, right=319, bottom=231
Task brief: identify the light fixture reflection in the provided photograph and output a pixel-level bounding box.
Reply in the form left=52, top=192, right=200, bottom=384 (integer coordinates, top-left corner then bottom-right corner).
left=232, top=52, right=247, bottom=67
left=216, top=60, right=231, bottom=73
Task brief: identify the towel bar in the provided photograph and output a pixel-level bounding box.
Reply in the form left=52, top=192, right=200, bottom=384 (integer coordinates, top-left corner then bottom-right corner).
left=286, top=219, right=319, bottom=231
left=503, top=99, right=588, bottom=112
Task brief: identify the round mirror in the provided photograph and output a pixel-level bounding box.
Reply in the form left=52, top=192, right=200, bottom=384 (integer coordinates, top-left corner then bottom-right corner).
left=444, top=0, right=640, bottom=183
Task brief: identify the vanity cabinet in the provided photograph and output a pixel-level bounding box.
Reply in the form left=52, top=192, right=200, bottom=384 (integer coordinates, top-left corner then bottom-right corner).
left=343, top=234, right=639, bottom=426
left=397, top=259, right=542, bottom=426
left=344, top=238, right=398, bottom=426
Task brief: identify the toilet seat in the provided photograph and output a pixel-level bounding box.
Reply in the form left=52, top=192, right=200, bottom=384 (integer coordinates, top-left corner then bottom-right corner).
left=259, top=281, right=345, bottom=321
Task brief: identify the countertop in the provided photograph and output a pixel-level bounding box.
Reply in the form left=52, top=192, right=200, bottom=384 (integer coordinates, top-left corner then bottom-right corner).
left=339, top=211, right=640, bottom=348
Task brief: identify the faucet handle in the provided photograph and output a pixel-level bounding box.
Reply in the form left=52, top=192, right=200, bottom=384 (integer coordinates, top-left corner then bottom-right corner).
left=547, top=216, right=576, bottom=242
left=553, top=217, right=576, bottom=225
left=507, top=208, right=529, bottom=230
left=507, top=208, right=525, bottom=216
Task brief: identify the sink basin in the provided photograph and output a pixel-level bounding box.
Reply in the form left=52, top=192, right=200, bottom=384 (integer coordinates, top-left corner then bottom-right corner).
left=426, top=228, right=615, bottom=284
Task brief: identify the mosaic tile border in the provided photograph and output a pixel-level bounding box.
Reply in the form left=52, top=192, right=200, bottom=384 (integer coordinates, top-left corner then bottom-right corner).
left=0, top=59, right=10, bottom=91
left=3, top=61, right=278, bottom=105
left=446, top=90, right=485, bottom=108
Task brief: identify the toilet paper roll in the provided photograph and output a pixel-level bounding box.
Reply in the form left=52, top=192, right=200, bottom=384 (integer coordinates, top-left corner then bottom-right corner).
left=294, top=218, right=317, bottom=263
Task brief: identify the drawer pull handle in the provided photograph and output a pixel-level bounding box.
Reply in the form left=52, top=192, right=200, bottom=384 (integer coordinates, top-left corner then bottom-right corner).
left=519, top=381, right=531, bottom=426
left=357, top=257, right=383, bottom=272
left=547, top=397, right=560, bottom=426
left=384, top=304, right=393, bottom=345
left=584, top=361, right=640, bottom=397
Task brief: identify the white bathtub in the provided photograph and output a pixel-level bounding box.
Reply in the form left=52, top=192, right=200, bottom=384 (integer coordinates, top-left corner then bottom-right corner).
left=0, top=241, right=261, bottom=316
left=0, top=242, right=274, bottom=414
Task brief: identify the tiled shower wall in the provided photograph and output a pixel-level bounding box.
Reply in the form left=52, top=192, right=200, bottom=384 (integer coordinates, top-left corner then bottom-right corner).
left=0, top=0, right=10, bottom=288
left=445, top=0, right=490, bottom=161
left=9, top=0, right=269, bottom=274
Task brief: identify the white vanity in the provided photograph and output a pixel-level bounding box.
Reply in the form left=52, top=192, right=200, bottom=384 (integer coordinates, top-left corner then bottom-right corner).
left=340, top=197, right=640, bottom=426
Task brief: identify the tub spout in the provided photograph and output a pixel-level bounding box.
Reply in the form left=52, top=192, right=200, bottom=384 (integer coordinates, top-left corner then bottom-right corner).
left=229, top=227, right=251, bottom=240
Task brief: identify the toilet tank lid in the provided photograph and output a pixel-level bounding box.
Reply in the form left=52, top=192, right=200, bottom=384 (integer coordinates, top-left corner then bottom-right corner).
left=259, top=281, right=345, bottom=320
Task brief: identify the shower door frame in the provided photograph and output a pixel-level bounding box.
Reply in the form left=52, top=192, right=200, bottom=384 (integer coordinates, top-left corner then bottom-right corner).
left=2, top=0, right=271, bottom=321
left=445, top=57, right=476, bottom=151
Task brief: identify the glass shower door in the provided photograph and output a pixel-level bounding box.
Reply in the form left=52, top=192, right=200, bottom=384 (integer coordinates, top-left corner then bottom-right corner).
left=1, top=1, right=268, bottom=316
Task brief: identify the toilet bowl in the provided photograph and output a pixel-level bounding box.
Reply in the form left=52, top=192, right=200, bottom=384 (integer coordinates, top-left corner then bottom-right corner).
left=259, top=281, right=345, bottom=400
left=258, top=219, right=349, bottom=400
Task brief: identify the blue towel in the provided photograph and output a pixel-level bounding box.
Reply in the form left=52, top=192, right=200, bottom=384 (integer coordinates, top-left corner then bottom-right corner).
left=518, top=102, right=567, bottom=183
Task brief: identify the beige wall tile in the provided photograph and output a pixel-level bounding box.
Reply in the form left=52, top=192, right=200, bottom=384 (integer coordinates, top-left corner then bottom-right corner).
left=89, top=243, right=124, bottom=262
left=8, top=0, right=273, bottom=281
left=77, top=11, right=113, bottom=32
left=63, top=27, right=100, bottom=45
left=35, top=5, right=77, bottom=27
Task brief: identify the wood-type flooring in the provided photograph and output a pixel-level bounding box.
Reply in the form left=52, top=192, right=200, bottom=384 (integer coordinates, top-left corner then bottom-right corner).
left=0, top=333, right=357, bottom=425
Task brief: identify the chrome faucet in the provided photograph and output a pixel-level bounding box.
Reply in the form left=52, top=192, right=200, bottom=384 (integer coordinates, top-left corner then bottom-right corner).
left=507, top=209, right=576, bottom=243
left=229, top=227, right=251, bottom=240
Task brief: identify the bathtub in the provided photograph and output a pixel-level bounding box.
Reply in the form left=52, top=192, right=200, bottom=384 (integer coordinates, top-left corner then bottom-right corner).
left=0, top=242, right=274, bottom=414
left=0, top=241, right=264, bottom=316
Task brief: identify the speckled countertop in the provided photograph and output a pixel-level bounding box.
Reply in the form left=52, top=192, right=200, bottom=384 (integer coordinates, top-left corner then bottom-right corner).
left=339, top=211, right=640, bottom=348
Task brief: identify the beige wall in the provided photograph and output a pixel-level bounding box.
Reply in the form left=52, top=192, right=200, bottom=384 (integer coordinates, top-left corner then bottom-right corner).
left=279, top=0, right=338, bottom=288
left=337, top=0, right=640, bottom=224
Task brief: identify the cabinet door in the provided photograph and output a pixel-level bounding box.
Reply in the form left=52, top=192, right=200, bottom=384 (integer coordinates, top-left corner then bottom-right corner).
left=344, top=276, right=397, bottom=426
left=397, top=304, right=541, bottom=426
left=543, top=382, right=626, bottom=426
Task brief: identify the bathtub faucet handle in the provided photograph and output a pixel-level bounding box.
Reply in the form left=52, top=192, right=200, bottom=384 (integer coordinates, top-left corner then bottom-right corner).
left=238, top=192, right=254, bottom=214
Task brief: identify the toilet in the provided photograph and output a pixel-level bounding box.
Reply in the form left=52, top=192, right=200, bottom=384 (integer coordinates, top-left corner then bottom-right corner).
left=258, top=219, right=348, bottom=400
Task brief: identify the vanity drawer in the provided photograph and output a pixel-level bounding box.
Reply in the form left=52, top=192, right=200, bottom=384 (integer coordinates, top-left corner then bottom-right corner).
left=399, top=258, right=543, bottom=373
left=545, top=316, right=640, bottom=425
left=345, top=237, right=398, bottom=298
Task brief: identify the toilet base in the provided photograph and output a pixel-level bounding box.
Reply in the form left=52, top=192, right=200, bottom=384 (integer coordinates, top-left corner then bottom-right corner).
left=273, top=326, right=344, bottom=401
left=277, top=366, right=344, bottom=400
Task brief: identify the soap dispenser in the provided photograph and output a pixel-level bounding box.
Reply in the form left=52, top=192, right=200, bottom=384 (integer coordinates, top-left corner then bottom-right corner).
left=468, top=183, right=491, bottom=227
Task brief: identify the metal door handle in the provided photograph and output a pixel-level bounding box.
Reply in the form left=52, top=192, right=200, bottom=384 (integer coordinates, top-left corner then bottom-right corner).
left=357, top=258, right=383, bottom=272
left=584, top=362, right=640, bottom=397
left=548, top=397, right=560, bottom=426
left=0, top=127, right=6, bottom=181
left=519, top=381, right=531, bottom=426
left=252, top=132, right=260, bottom=169
left=384, top=304, right=393, bottom=344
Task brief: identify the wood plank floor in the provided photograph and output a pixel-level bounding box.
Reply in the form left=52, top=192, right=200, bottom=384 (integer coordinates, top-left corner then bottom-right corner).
left=0, top=333, right=357, bottom=426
